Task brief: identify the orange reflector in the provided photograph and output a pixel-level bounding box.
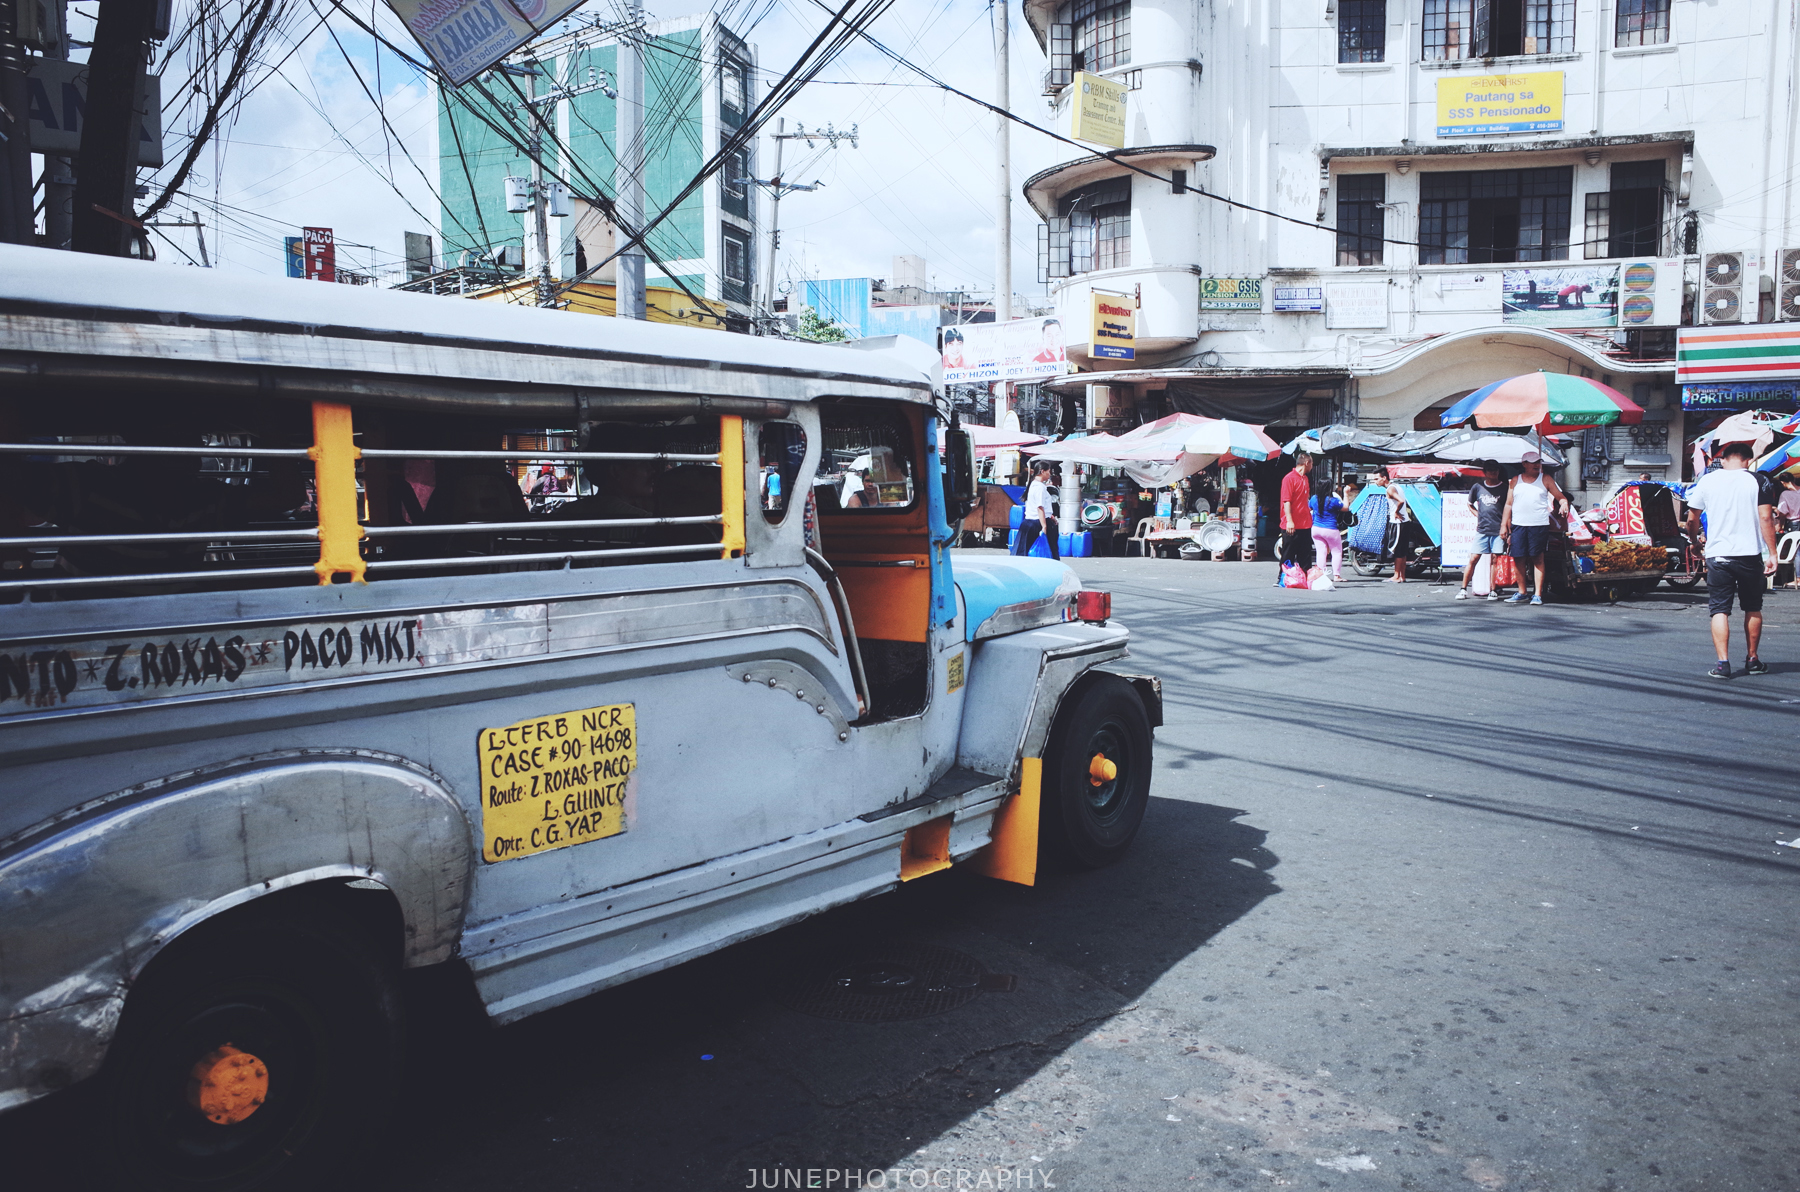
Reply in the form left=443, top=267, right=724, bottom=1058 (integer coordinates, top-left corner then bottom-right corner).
left=187, top=1044, right=269, bottom=1126
left=1088, top=753, right=1118, bottom=786
left=1076, top=590, right=1111, bottom=622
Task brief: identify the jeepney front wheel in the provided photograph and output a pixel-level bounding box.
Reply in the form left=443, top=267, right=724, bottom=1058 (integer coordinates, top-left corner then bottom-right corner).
left=94, top=907, right=402, bottom=1191
left=1043, top=674, right=1153, bottom=868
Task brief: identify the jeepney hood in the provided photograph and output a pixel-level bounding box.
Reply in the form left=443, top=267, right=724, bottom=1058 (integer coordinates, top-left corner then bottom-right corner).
left=952, top=555, right=1080, bottom=643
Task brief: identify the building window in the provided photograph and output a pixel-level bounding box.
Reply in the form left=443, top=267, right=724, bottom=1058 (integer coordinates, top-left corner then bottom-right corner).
left=1039, top=177, right=1130, bottom=280
left=1336, top=175, right=1385, bottom=265
left=722, top=142, right=750, bottom=219
left=1609, top=160, right=1664, bottom=257
left=1424, top=0, right=1572, bottom=60
left=1615, top=0, right=1670, bottom=46
left=723, top=224, right=751, bottom=304
left=1419, top=167, right=1572, bottom=264
left=1582, top=193, right=1611, bottom=259
left=1051, top=0, right=1130, bottom=76
left=1339, top=0, right=1386, bottom=63
left=720, top=56, right=751, bottom=126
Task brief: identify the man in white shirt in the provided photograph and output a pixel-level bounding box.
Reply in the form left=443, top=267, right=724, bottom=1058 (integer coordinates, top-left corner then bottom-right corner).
left=1013, top=461, right=1060, bottom=559
left=1685, top=440, right=1778, bottom=678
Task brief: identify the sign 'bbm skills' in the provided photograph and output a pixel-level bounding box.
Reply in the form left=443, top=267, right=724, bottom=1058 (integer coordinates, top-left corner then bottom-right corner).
left=385, top=0, right=590, bottom=87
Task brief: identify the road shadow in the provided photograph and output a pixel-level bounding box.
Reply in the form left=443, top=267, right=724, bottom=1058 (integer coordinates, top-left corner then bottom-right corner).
left=363, top=796, right=1278, bottom=1190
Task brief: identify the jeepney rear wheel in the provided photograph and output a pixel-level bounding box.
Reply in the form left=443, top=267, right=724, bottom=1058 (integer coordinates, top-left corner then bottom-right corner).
left=94, top=911, right=402, bottom=1191
left=1043, top=675, right=1152, bottom=869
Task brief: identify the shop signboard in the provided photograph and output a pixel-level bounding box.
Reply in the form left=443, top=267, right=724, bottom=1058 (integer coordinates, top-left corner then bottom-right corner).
left=26, top=60, right=163, bottom=166
left=1440, top=498, right=1478, bottom=570
left=284, top=237, right=305, bottom=279
left=1070, top=71, right=1127, bottom=148
left=1501, top=264, right=1618, bottom=328
left=1435, top=71, right=1563, bottom=137
left=1325, top=282, right=1388, bottom=329
left=940, top=316, right=1067, bottom=385
left=1681, top=382, right=1800, bottom=413
left=301, top=227, right=336, bottom=282
left=384, top=0, right=589, bottom=88
left=1617, top=258, right=1684, bottom=328
left=1676, top=325, right=1800, bottom=385
left=1201, top=277, right=1263, bottom=310
left=1090, top=292, right=1137, bottom=360
left=1272, top=284, right=1323, bottom=313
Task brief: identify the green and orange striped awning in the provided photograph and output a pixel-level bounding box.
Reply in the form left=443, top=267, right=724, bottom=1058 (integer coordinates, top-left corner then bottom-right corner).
left=1677, top=326, right=1800, bottom=385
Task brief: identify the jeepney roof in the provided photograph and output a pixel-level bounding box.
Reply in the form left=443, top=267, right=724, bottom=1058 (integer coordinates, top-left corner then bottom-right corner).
left=0, top=245, right=937, bottom=407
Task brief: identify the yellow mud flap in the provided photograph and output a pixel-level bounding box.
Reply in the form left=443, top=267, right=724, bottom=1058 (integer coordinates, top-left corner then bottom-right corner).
left=968, top=756, right=1041, bottom=887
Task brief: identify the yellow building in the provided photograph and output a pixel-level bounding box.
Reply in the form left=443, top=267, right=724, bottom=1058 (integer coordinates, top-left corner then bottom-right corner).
left=474, top=280, right=730, bottom=330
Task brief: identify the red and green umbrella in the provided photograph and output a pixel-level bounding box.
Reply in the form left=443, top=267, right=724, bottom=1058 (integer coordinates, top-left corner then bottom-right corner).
left=1438, top=371, right=1644, bottom=434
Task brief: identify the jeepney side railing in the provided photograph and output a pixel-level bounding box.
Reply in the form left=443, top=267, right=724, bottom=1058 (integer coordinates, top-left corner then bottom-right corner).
left=0, top=404, right=748, bottom=593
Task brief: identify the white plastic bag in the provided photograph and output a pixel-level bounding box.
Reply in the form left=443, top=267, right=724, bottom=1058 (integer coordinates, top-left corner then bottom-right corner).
left=1470, top=554, right=1493, bottom=596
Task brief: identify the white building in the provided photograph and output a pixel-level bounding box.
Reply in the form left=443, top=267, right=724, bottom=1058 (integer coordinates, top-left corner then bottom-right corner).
left=1021, top=0, right=1800, bottom=496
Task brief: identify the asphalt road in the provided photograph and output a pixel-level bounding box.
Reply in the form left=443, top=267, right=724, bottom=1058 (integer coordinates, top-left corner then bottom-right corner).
left=10, top=554, right=1800, bottom=1191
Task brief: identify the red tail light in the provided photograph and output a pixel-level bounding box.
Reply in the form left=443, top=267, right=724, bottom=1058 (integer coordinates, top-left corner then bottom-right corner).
left=1076, top=590, right=1111, bottom=623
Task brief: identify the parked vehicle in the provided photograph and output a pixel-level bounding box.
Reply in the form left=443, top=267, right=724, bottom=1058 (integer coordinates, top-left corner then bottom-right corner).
left=0, top=246, right=1160, bottom=1189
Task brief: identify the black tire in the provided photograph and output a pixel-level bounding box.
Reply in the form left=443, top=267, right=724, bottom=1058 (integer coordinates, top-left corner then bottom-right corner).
left=1349, top=549, right=1386, bottom=577
left=93, top=911, right=403, bottom=1191
left=1042, top=674, right=1153, bottom=868
left=1665, top=569, right=1702, bottom=590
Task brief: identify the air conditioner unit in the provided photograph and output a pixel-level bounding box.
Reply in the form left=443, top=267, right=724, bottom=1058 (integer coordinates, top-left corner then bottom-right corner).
left=1700, top=251, right=1746, bottom=325
left=1777, top=247, right=1800, bottom=322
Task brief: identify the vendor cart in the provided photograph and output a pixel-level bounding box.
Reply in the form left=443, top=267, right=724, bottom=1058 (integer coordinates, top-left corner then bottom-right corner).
left=1590, top=479, right=1702, bottom=590
left=1555, top=531, right=1671, bottom=603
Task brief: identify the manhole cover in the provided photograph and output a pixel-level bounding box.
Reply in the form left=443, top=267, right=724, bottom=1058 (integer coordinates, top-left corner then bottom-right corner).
left=782, top=943, right=1011, bottom=1023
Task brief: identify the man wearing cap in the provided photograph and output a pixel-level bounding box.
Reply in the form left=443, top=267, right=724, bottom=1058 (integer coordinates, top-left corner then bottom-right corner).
left=1685, top=440, right=1778, bottom=678
left=1499, top=450, right=1569, bottom=606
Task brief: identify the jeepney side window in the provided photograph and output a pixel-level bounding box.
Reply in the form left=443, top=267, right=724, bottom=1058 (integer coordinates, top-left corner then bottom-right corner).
left=759, top=421, right=806, bottom=523
left=815, top=408, right=915, bottom=513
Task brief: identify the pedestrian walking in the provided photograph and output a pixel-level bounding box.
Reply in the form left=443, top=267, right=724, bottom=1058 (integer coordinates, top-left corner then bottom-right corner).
left=1310, top=476, right=1346, bottom=581
left=1458, top=461, right=1509, bottom=601
left=1279, top=452, right=1316, bottom=575
left=1685, top=440, right=1778, bottom=678
left=1014, top=461, right=1060, bottom=560
left=1499, top=450, right=1568, bottom=605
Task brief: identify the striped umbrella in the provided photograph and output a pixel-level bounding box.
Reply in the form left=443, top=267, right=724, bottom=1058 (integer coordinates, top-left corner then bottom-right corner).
left=1438, top=371, right=1644, bottom=434
left=1181, top=418, right=1281, bottom=462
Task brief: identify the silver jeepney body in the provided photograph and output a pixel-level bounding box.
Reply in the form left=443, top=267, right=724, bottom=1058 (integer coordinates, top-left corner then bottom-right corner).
left=0, top=246, right=1135, bottom=1111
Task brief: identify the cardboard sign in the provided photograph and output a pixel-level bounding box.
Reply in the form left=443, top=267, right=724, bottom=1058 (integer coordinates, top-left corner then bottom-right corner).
left=1070, top=71, right=1126, bottom=148
left=480, top=704, right=637, bottom=862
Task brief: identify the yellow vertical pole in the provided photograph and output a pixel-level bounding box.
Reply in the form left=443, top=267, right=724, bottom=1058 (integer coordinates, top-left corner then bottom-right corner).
left=309, top=401, right=366, bottom=584
left=719, top=414, right=746, bottom=560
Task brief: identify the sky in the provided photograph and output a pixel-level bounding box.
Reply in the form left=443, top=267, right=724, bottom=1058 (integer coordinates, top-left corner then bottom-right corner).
left=98, top=0, right=1074, bottom=303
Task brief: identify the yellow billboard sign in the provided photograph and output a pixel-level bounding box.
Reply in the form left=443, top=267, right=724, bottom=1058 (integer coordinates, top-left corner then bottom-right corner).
left=480, top=703, right=637, bottom=862
left=1091, top=291, right=1136, bottom=361
left=1436, top=71, right=1563, bottom=137
left=1071, top=71, right=1127, bottom=148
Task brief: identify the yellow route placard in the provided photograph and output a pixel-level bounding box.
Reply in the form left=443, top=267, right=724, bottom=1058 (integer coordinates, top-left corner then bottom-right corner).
left=480, top=704, right=637, bottom=863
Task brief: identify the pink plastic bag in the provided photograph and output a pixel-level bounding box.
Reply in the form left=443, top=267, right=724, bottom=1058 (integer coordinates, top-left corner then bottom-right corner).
left=1282, top=561, right=1311, bottom=589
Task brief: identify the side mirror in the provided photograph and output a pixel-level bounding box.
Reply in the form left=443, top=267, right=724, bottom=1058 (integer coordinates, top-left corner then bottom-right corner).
left=944, top=426, right=979, bottom=523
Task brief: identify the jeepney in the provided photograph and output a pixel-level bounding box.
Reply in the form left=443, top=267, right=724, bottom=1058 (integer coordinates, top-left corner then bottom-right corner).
left=0, top=245, right=1159, bottom=1188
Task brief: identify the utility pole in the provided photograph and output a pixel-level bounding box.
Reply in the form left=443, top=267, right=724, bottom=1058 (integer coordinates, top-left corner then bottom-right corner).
left=71, top=0, right=157, bottom=255
left=748, top=119, right=855, bottom=333
left=149, top=212, right=211, bottom=266
left=993, top=0, right=1011, bottom=325
left=0, top=0, right=33, bottom=244
left=614, top=18, right=645, bottom=320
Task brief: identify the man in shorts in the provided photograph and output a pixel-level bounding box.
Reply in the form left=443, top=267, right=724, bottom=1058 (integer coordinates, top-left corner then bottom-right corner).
left=1685, top=440, right=1778, bottom=678
left=1458, top=461, right=1508, bottom=600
